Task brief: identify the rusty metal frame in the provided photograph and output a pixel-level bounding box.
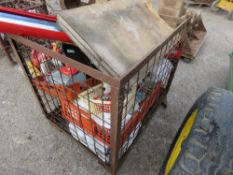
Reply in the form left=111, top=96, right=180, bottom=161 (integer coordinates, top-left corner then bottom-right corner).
left=7, top=17, right=189, bottom=175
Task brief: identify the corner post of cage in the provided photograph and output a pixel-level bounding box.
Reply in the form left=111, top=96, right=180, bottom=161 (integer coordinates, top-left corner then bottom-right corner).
left=180, top=17, right=192, bottom=55
left=7, top=36, right=48, bottom=116
left=163, top=18, right=190, bottom=101
left=110, top=80, right=123, bottom=175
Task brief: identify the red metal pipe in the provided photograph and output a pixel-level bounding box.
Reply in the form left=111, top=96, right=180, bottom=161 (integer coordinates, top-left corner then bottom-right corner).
left=0, top=7, right=72, bottom=42
left=0, top=21, right=72, bottom=42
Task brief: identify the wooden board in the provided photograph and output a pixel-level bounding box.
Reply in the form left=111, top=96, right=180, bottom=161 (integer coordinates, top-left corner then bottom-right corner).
left=158, top=0, right=185, bottom=17
left=185, top=0, right=214, bottom=6
left=57, top=0, right=173, bottom=77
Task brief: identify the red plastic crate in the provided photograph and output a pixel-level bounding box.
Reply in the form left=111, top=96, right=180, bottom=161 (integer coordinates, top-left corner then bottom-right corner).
left=60, top=97, right=111, bottom=144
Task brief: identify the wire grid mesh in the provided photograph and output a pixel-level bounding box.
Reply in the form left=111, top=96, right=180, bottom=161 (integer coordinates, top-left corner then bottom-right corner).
left=12, top=38, right=116, bottom=163
left=118, top=30, right=183, bottom=158
left=9, top=16, right=188, bottom=172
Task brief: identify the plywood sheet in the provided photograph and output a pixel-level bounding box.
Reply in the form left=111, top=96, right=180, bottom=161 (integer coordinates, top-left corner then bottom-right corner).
left=158, top=0, right=184, bottom=17
left=58, top=0, right=173, bottom=77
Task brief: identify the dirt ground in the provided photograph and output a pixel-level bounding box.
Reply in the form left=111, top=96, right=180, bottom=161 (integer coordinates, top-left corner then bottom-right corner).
left=0, top=3, right=233, bottom=175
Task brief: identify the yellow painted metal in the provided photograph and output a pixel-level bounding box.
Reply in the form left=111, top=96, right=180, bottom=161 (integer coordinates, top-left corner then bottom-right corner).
left=165, top=110, right=198, bottom=175
left=217, top=0, right=233, bottom=12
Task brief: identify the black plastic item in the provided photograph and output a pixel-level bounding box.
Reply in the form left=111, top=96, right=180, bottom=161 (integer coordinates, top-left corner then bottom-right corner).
left=62, top=43, right=93, bottom=67
left=63, top=0, right=82, bottom=9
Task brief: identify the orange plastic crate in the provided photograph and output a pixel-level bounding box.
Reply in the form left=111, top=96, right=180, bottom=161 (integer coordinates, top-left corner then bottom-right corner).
left=32, top=76, right=99, bottom=101
left=60, top=84, right=161, bottom=147
left=61, top=98, right=93, bottom=133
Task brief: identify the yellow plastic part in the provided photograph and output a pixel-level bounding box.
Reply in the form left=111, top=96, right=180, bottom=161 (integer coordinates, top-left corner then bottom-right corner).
left=217, top=0, right=233, bottom=12
left=26, top=60, right=42, bottom=78
left=165, top=109, right=198, bottom=175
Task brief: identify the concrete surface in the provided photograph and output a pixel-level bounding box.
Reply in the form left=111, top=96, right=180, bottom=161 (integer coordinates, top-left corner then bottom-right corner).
left=0, top=6, right=233, bottom=175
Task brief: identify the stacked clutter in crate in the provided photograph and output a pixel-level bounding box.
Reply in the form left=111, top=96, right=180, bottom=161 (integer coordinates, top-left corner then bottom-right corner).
left=66, top=82, right=142, bottom=162
left=27, top=40, right=179, bottom=162
left=65, top=51, right=178, bottom=162
left=136, top=50, right=179, bottom=107
left=28, top=42, right=99, bottom=101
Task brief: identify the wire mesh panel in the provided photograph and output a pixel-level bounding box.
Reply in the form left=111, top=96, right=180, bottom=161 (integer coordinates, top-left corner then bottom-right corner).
left=118, top=33, right=183, bottom=159
left=10, top=38, right=116, bottom=163
left=8, top=16, right=189, bottom=175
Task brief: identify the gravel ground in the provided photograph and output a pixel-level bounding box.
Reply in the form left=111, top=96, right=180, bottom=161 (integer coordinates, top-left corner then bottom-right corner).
left=0, top=4, right=233, bottom=175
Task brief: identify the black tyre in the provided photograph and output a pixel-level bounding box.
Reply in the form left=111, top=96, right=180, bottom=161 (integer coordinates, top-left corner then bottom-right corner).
left=161, top=88, right=233, bottom=175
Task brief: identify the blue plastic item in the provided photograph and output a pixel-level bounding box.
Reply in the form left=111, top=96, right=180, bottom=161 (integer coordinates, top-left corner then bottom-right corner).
left=48, top=71, right=86, bottom=86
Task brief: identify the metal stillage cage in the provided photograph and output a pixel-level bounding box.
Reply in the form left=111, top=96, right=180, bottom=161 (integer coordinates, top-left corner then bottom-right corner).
left=7, top=6, right=190, bottom=175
